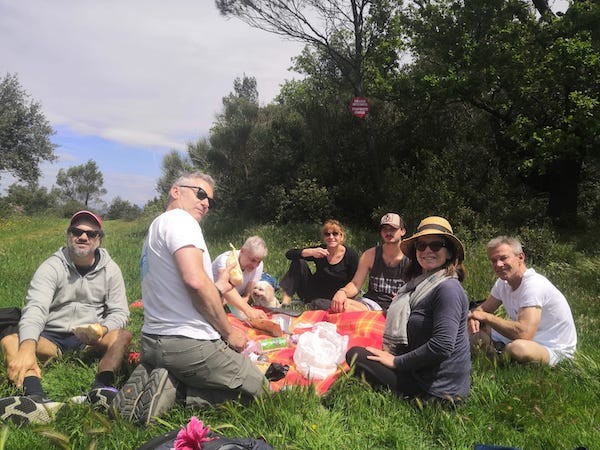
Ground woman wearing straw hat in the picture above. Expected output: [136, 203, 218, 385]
[345, 216, 471, 402]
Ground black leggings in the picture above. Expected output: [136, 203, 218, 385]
[279, 259, 314, 302]
[346, 346, 428, 399]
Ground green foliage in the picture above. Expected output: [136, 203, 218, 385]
[402, 0, 600, 226]
[0, 73, 56, 184]
[106, 197, 142, 221]
[55, 159, 107, 208]
[0, 216, 599, 448]
[2, 183, 58, 216]
[155, 150, 194, 198]
[274, 178, 335, 225]
[178, 1, 600, 231]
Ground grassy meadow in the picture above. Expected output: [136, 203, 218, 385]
[0, 214, 598, 449]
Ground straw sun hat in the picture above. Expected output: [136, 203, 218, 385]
[400, 216, 465, 262]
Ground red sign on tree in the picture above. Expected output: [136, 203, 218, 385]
[350, 97, 370, 118]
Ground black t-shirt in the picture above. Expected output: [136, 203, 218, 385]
[286, 244, 359, 300]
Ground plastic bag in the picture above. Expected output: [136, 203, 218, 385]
[293, 322, 348, 380]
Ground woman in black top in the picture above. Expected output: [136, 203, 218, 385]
[280, 219, 359, 308]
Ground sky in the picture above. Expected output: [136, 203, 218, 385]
[0, 1, 305, 207]
[1, 1, 570, 208]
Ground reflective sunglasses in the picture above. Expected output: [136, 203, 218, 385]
[415, 240, 446, 252]
[68, 227, 103, 239]
[323, 231, 340, 237]
[179, 185, 216, 209]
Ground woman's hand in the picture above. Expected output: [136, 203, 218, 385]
[365, 346, 396, 369]
[307, 247, 329, 259]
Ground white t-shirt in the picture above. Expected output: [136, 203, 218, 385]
[140, 208, 219, 340]
[490, 268, 577, 356]
[212, 251, 263, 296]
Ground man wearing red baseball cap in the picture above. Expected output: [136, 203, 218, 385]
[0, 210, 131, 425]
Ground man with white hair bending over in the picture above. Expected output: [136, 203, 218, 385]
[469, 236, 577, 366]
[212, 236, 269, 320]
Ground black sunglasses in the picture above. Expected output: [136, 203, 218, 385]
[415, 240, 446, 252]
[179, 185, 216, 209]
[68, 227, 103, 239]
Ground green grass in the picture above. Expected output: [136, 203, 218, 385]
[0, 215, 599, 449]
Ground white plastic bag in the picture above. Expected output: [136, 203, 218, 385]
[293, 322, 349, 380]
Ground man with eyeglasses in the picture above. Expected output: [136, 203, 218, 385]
[468, 236, 577, 366]
[115, 171, 267, 425]
[0, 210, 131, 425]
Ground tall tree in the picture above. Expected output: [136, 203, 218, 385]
[0, 73, 56, 184]
[215, 0, 401, 97]
[156, 150, 194, 197]
[401, 0, 600, 226]
[55, 159, 107, 207]
[202, 76, 260, 213]
[215, 2, 404, 202]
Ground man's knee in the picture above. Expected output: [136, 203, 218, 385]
[115, 328, 133, 345]
[105, 328, 133, 346]
[505, 339, 550, 364]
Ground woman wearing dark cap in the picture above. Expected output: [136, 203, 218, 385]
[346, 216, 470, 402]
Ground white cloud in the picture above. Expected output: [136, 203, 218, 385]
[0, 1, 304, 205]
[2, 1, 303, 146]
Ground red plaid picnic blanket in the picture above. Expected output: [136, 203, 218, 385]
[230, 310, 386, 394]
[128, 301, 385, 395]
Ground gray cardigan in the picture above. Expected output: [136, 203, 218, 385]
[19, 247, 129, 343]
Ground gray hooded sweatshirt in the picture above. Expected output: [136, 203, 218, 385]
[19, 247, 129, 343]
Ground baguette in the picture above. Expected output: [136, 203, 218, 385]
[247, 319, 283, 337]
[228, 243, 243, 287]
[73, 323, 103, 341]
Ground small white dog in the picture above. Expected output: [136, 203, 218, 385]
[250, 280, 280, 309]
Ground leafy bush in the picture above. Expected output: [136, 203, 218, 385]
[106, 197, 142, 221]
[274, 178, 334, 224]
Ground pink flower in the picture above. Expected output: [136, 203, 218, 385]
[174, 416, 213, 450]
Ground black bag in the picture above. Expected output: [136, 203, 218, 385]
[0, 307, 21, 326]
[0, 307, 21, 339]
[137, 429, 274, 450]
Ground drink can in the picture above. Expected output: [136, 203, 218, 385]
[258, 337, 288, 352]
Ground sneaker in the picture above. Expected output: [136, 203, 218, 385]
[86, 386, 119, 412]
[113, 363, 152, 421]
[132, 368, 179, 426]
[0, 395, 63, 425]
[69, 395, 87, 404]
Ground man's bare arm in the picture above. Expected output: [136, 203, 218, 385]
[469, 295, 541, 340]
[173, 246, 238, 343]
